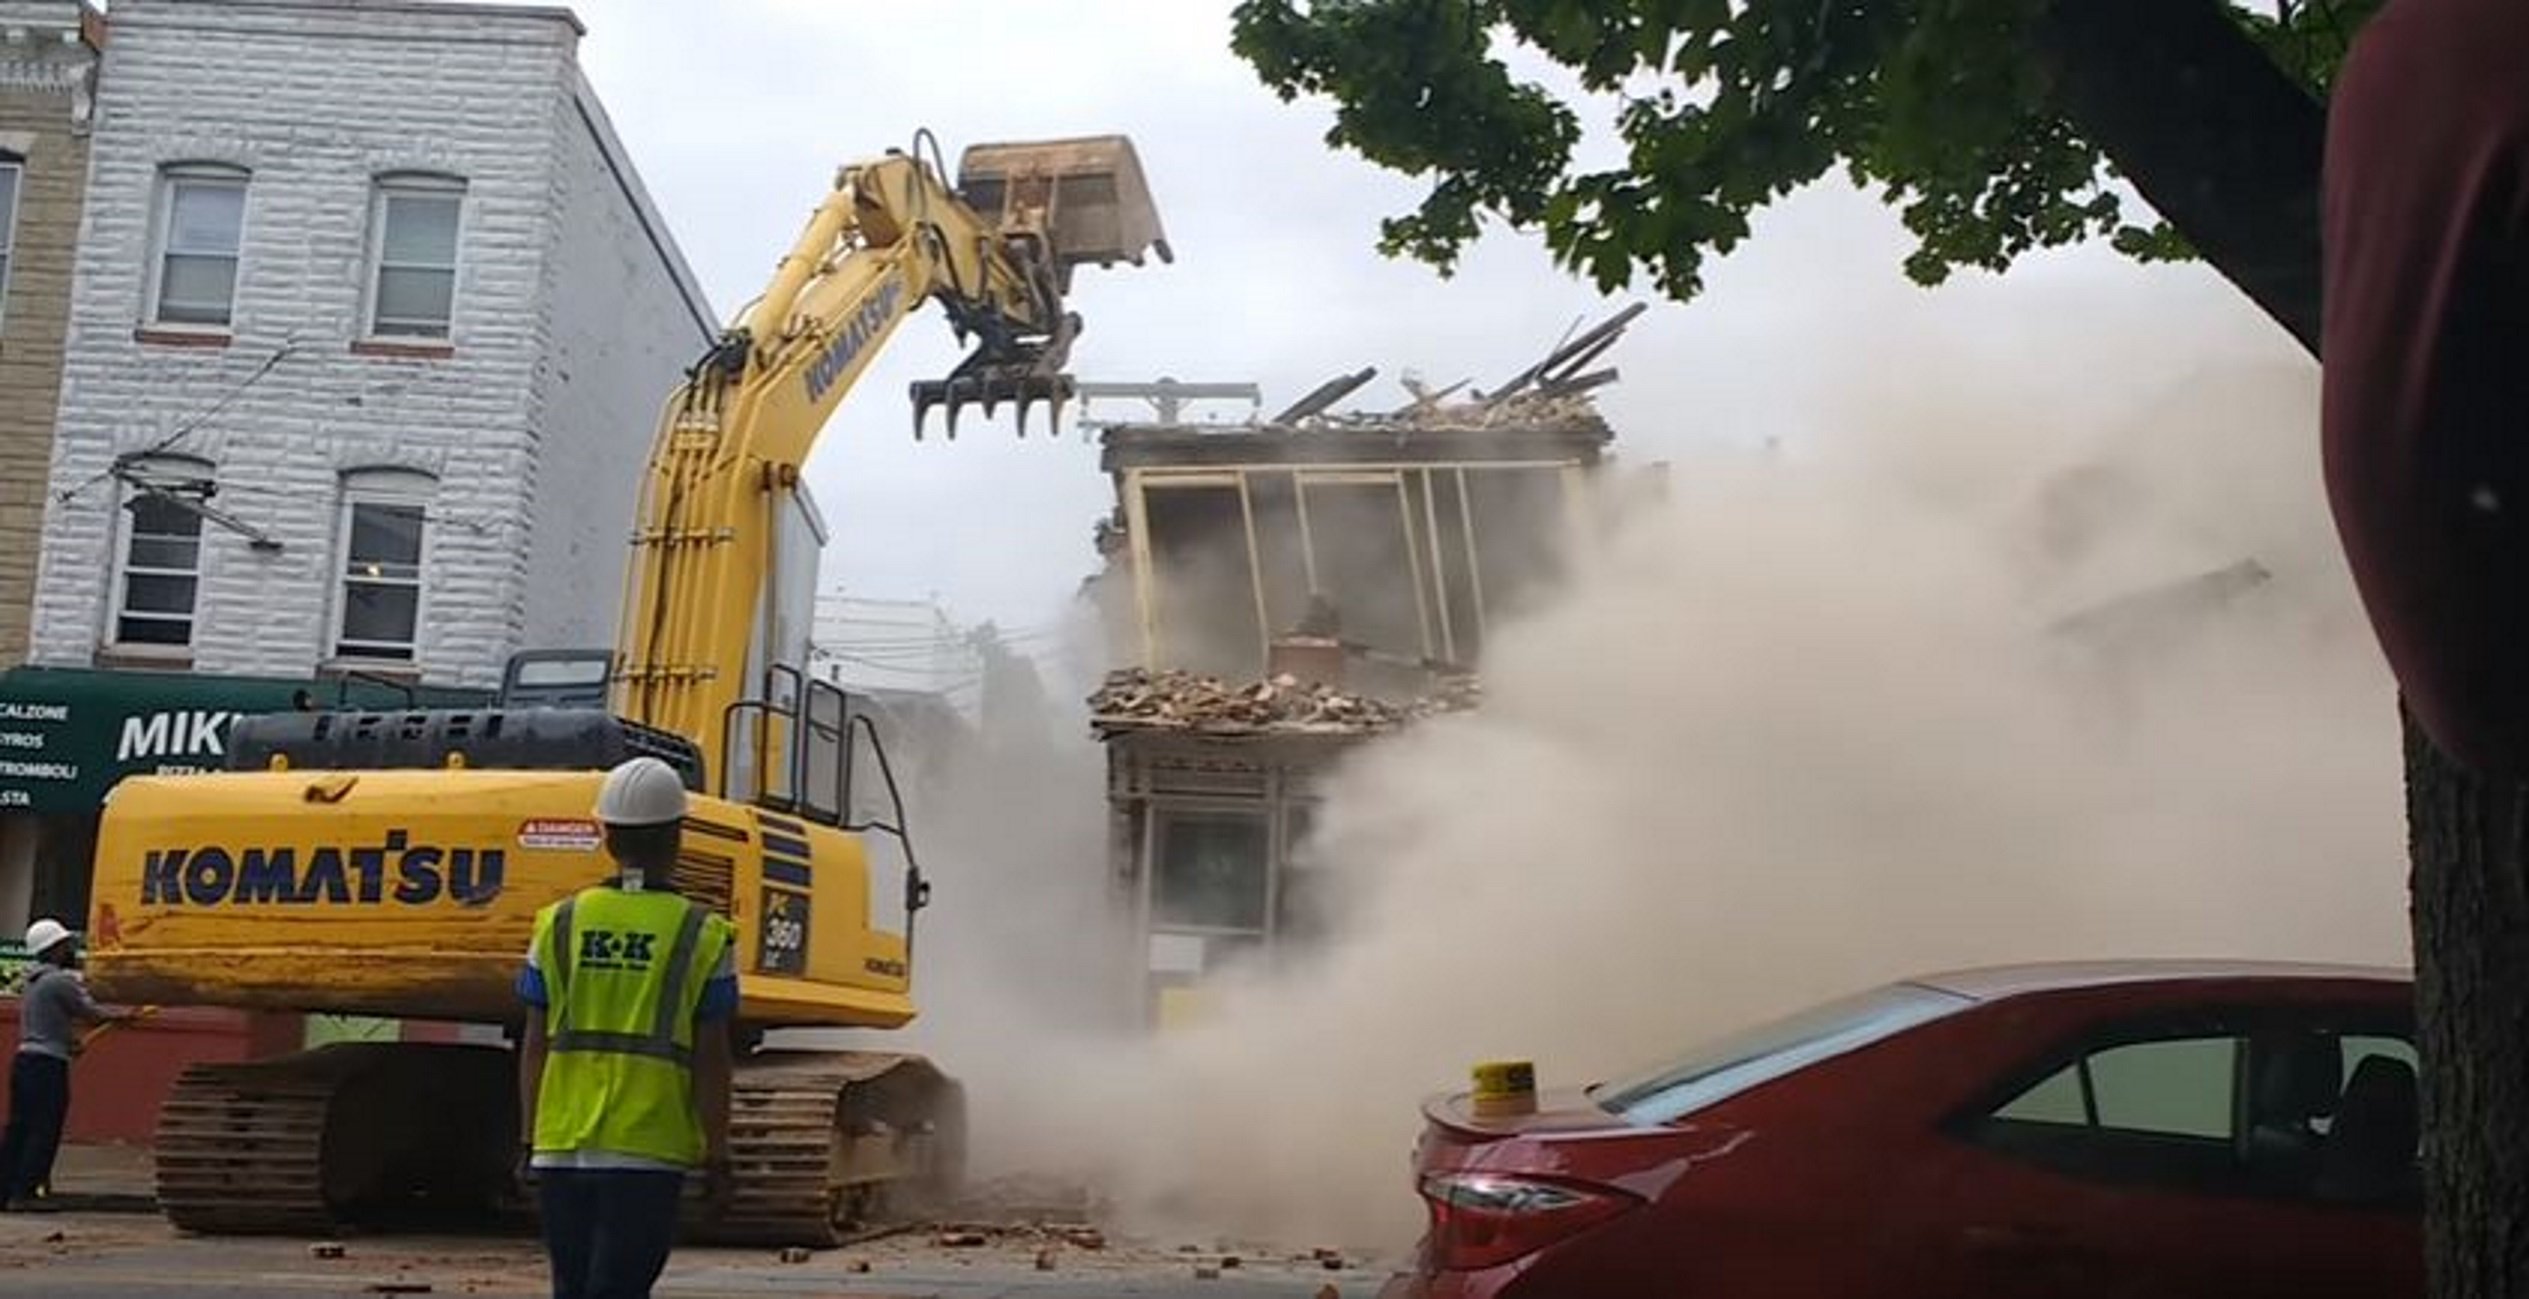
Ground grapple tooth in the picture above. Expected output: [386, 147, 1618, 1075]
[943, 394, 963, 441]
[910, 387, 938, 441]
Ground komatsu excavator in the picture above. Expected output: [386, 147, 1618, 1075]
[79, 133, 1170, 1245]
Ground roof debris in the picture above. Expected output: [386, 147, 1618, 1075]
[1307, 389, 1608, 436]
[1089, 668, 1480, 735]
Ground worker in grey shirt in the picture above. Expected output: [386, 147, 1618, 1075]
[0, 919, 132, 1212]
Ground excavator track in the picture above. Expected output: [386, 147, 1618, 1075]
[154, 1063, 332, 1234]
[698, 1050, 966, 1246]
[154, 1042, 518, 1236]
[149, 1043, 962, 1248]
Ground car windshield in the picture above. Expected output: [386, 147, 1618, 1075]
[1595, 982, 1971, 1126]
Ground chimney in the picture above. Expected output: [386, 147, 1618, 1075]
[1266, 635, 1344, 688]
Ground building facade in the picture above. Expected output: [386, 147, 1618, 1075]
[28, 0, 710, 686]
[1084, 389, 1619, 1027]
[1, 0, 712, 965]
[0, 2, 98, 670]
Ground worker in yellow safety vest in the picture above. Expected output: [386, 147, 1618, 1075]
[516, 756, 739, 1299]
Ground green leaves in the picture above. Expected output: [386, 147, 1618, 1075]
[1229, 0, 2353, 301]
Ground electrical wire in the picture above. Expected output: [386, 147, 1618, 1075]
[199, 481, 506, 536]
[54, 338, 303, 505]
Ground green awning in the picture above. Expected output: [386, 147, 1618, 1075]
[0, 667, 488, 814]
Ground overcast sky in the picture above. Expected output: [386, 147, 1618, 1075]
[544, 0, 2304, 635]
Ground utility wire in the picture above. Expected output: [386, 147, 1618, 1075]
[206, 480, 504, 535]
[54, 338, 302, 505]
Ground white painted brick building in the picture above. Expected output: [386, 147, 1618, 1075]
[27, 0, 712, 689]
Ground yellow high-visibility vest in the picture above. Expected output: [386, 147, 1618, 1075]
[529, 886, 735, 1167]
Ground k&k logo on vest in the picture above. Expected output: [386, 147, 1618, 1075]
[577, 929, 658, 972]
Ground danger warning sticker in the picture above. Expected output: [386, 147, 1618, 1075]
[518, 819, 603, 852]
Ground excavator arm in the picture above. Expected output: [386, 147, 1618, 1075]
[613, 134, 1168, 775]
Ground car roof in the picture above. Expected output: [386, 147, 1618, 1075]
[1906, 959, 2412, 1001]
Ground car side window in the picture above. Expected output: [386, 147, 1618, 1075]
[2342, 1035, 2416, 1086]
[1990, 1035, 2239, 1133]
[2088, 1038, 2235, 1139]
[1974, 1032, 2243, 1193]
[1970, 1018, 2418, 1207]
[1993, 1063, 2088, 1124]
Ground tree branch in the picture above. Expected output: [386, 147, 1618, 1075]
[2036, 0, 2327, 355]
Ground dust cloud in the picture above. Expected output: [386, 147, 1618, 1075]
[886, 278, 2411, 1253]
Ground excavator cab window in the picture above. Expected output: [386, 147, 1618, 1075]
[498, 649, 613, 710]
[720, 666, 929, 923]
[721, 665, 911, 840]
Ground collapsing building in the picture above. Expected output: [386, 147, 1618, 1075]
[1081, 309, 1640, 1025]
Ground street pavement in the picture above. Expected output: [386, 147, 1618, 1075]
[0, 1211, 1397, 1298]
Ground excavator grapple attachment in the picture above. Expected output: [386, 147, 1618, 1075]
[957, 134, 1172, 287]
[911, 371, 1076, 441]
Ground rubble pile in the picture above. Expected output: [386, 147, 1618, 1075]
[1090, 667, 1478, 734]
[1314, 390, 1607, 437]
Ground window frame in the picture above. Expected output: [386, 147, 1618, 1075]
[0, 153, 26, 333]
[146, 162, 250, 330]
[363, 172, 465, 341]
[1148, 806, 1274, 936]
[104, 454, 217, 653]
[328, 468, 435, 665]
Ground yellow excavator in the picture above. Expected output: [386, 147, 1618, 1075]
[79, 132, 1169, 1245]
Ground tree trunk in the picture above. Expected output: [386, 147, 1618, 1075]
[2035, 0, 2327, 355]
[2407, 707, 2529, 1296]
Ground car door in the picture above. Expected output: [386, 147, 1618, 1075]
[1920, 1028, 2263, 1299]
[2268, 1031, 2422, 1298]
[1907, 1015, 2420, 1299]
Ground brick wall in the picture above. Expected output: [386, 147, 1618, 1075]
[0, 3, 94, 670]
[29, 0, 706, 691]
[520, 75, 714, 655]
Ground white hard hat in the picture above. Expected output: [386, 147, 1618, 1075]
[594, 756, 688, 827]
[22, 919, 70, 958]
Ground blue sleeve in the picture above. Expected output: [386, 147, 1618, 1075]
[694, 940, 737, 1023]
[518, 930, 548, 1009]
[515, 964, 547, 1009]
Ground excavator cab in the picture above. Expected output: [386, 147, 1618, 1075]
[956, 134, 1173, 289]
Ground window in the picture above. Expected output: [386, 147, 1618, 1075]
[1597, 984, 1970, 1126]
[2087, 1037, 2237, 1138]
[1971, 1020, 2419, 1202]
[151, 165, 248, 327]
[110, 456, 215, 648]
[1990, 1035, 2243, 1139]
[1973, 1031, 2244, 1193]
[333, 470, 433, 662]
[0, 155, 23, 328]
[1152, 812, 1269, 931]
[367, 174, 462, 338]
[2341, 1034, 2417, 1087]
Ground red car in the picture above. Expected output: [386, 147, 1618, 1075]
[1388, 961, 2418, 1299]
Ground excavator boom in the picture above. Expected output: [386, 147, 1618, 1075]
[615, 133, 1167, 783]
